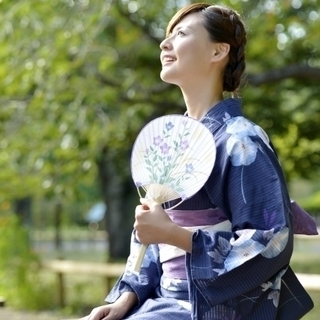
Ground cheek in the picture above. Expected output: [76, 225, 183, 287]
[178, 42, 206, 63]
[181, 49, 209, 71]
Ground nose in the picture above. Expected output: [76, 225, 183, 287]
[160, 37, 171, 51]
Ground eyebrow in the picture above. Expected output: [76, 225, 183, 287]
[172, 25, 193, 33]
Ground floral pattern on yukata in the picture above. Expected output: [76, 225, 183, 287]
[205, 113, 288, 277]
[224, 114, 273, 203]
[261, 268, 287, 307]
[106, 99, 313, 320]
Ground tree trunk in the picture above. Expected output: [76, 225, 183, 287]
[13, 197, 32, 247]
[54, 201, 63, 258]
[14, 197, 32, 227]
[97, 147, 136, 261]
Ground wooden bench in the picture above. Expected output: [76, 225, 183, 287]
[41, 260, 125, 307]
[42, 260, 320, 308]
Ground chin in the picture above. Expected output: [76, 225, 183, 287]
[160, 71, 179, 85]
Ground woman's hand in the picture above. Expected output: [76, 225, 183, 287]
[134, 198, 174, 245]
[80, 304, 124, 320]
[81, 292, 138, 320]
[134, 198, 193, 252]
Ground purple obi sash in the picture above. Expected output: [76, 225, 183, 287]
[160, 208, 228, 280]
[159, 203, 317, 280]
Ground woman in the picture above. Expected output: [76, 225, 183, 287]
[84, 3, 314, 320]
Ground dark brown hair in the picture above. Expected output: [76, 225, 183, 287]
[166, 3, 247, 92]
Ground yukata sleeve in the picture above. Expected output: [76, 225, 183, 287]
[106, 230, 162, 306]
[186, 131, 293, 308]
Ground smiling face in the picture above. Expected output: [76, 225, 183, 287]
[159, 12, 218, 87]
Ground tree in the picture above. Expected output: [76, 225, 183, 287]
[0, 0, 319, 259]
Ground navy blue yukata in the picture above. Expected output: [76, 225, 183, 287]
[106, 98, 314, 319]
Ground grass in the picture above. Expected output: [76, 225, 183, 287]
[292, 237, 320, 274]
[35, 264, 109, 317]
[300, 291, 320, 320]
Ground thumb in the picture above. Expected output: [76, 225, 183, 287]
[140, 197, 150, 207]
[140, 197, 158, 209]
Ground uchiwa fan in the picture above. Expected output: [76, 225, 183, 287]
[130, 114, 216, 272]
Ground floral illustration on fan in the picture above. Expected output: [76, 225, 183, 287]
[132, 114, 216, 206]
[131, 115, 216, 272]
[142, 120, 194, 194]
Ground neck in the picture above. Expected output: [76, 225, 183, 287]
[180, 81, 224, 120]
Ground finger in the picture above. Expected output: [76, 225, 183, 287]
[139, 197, 150, 207]
[140, 198, 159, 209]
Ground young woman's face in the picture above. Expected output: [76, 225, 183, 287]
[160, 12, 216, 87]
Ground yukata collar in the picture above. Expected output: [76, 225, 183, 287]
[184, 98, 244, 133]
[201, 98, 243, 130]
[204, 98, 243, 118]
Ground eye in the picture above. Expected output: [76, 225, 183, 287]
[177, 30, 185, 36]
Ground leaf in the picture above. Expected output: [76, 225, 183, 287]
[213, 268, 227, 276]
[217, 236, 231, 256]
[208, 248, 226, 264]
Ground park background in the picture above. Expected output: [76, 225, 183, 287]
[0, 0, 319, 319]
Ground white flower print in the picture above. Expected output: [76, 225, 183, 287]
[224, 115, 273, 203]
[261, 281, 273, 292]
[212, 267, 227, 276]
[221, 228, 287, 273]
[268, 290, 280, 307]
[226, 116, 257, 137]
[208, 236, 231, 264]
[210, 231, 268, 274]
[261, 227, 289, 258]
[226, 135, 258, 166]
[262, 268, 287, 308]
[263, 228, 275, 241]
[222, 112, 232, 122]
[208, 236, 232, 276]
[273, 268, 287, 290]
[254, 125, 273, 152]
[224, 238, 265, 272]
[231, 229, 256, 245]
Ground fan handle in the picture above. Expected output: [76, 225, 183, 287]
[132, 186, 185, 273]
[132, 244, 147, 273]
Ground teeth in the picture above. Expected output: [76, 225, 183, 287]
[164, 57, 175, 62]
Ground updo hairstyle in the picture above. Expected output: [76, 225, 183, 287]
[166, 3, 247, 93]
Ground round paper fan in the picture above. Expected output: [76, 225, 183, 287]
[130, 114, 216, 272]
[131, 115, 216, 205]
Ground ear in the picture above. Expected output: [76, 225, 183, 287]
[211, 43, 230, 62]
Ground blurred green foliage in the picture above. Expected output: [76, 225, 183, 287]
[0, 0, 319, 255]
[0, 214, 55, 309]
[0, 1, 319, 313]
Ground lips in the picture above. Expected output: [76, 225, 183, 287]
[161, 55, 176, 65]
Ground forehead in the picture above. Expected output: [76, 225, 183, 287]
[169, 12, 203, 34]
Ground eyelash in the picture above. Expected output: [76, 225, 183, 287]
[177, 30, 185, 36]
